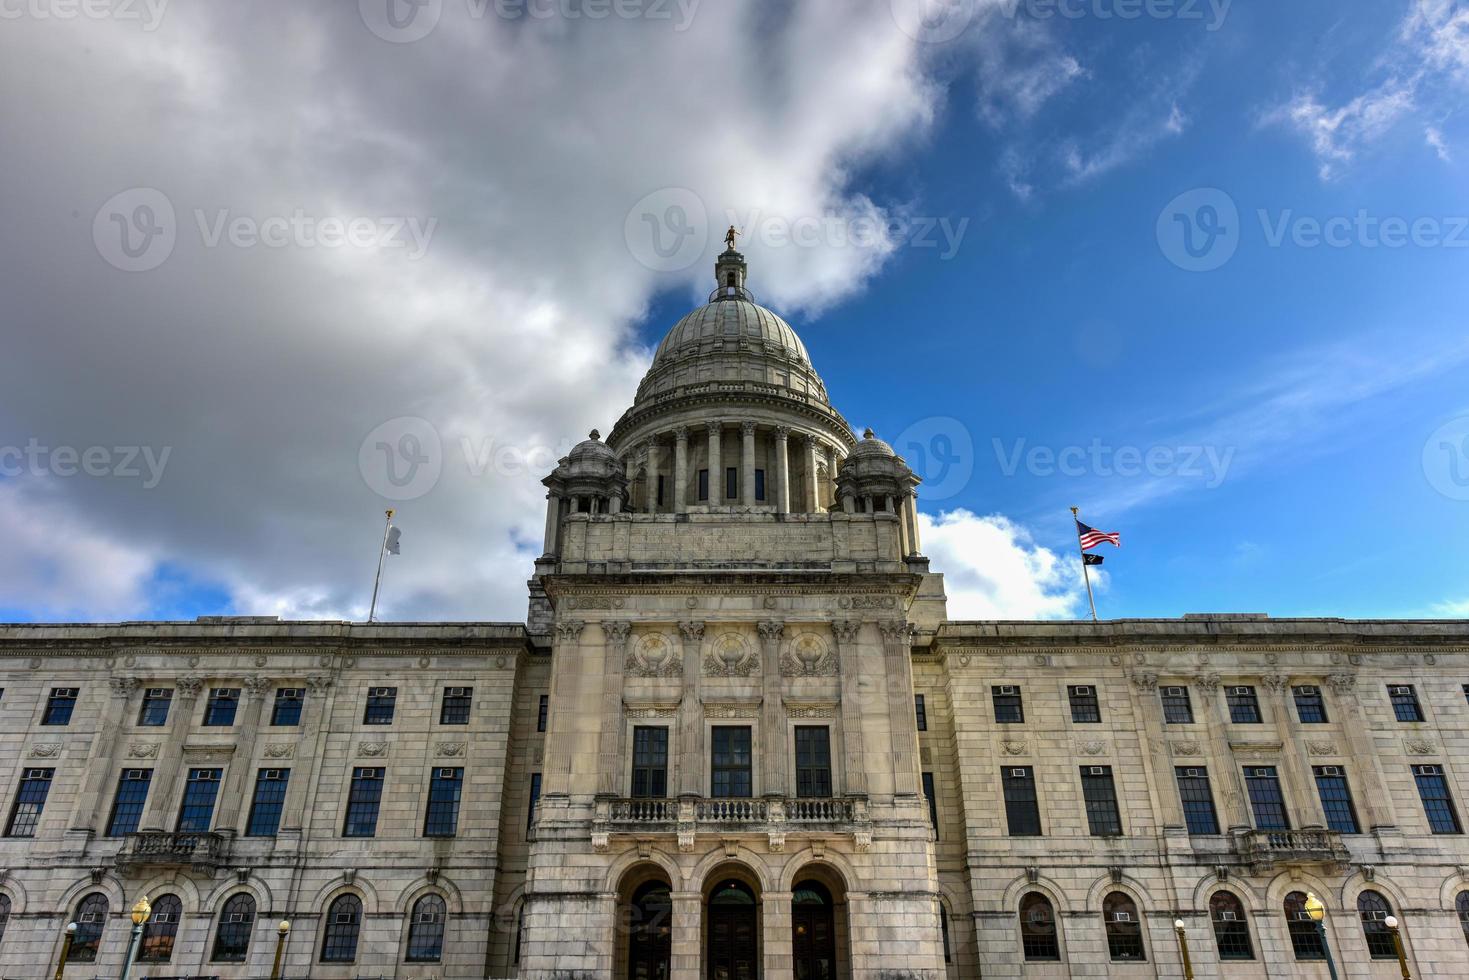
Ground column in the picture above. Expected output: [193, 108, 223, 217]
[597, 622, 631, 797]
[670, 890, 701, 980]
[802, 435, 821, 513]
[677, 621, 705, 797]
[706, 421, 723, 504]
[832, 621, 867, 797]
[763, 890, 795, 980]
[1264, 674, 1327, 827]
[281, 674, 333, 834]
[672, 429, 689, 512]
[541, 492, 562, 554]
[645, 439, 659, 513]
[1129, 672, 1186, 830]
[877, 621, 919, 796]
[823, 444, 837, 509]
[69, 676, 138, 835]
[1202, 677, 1253, 831]
[1329, 672, 1396, 829]
[213, 674, 272, 834]
[140, 675, 204, 830]
[772, 426, 791, 514]
[904, 495, 922, 553]
[758, 621, 787, 797]
[740, 422, 757, 506]
[543, 620, 585, 797]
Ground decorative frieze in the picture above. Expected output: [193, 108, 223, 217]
[781, 632, 836, 677]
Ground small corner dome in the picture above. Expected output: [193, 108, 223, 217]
[849, 427, 896, 459]
[567, 429, 617, 465]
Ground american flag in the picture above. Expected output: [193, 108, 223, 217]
[1076, 519, 1120, 550]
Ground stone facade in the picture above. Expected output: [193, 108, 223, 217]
[1, 250, 1467, 979]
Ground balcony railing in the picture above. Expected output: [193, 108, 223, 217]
[593, 797, 869, 853]
[117, 831, 231, 871]
[1235, 828, 1349, 870]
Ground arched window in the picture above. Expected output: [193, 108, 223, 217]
[1358, 890, 1396, 959]
[211, 893, 255, 963]
[1019, 893, 1059, 961]
[321, 894, 363, 963]
[406, 894, 446, 963]
[1102, 892, 1145, 961]
[71, 893, 108, 963]
[940, 904, 951, 964]
[1458, 891, 1469, 946]
[0, 894, 10, 945]
[1284, 891, 1325, 960]
[1208, 891, 1253, 960]
[139, 894, 182, 963]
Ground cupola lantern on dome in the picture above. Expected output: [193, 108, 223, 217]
[711, 226, 751, 302]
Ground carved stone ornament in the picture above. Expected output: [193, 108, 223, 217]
[1171, 741, 1202, 756]
[1198, 673, 1220, 694]
[781, 632, 836, 677]
[627, 632, 682, 678]
[678, 621, 706, 643]
[1077, 739, 1107, 756]
[1327, 672, 1357, 695]
[601, 620, 632, 649]
[128, 743, 161, 759]
[1001, 739, 1027, 756]
[263, 743, 295, 760]
[254, 655, 268, 668]
[624, 701, 679, 719]
[555, 620, 585, 642]
[306, 674, 332, 693]
[243, 675, 272, 697]
[357, 741, 389, 758]
[1131, 672, 1159, 693]
[831, 620, 861, 644]
[592, 831, 610, 853]
[757, 620, 785, 643]
[435, 741, 467, 758]
[851, 596, 896, 610]
[1405, 737, 1437, 756]
[1306, 741, 1339, 756]
[1261, 674, 1288, 695]
[704, 633, 758, 677]
[175, 676, 203, 698]
[877, 620, 913, 642]
[702, 699, 760, 719]
[109, 677, 140, 697]
[28, 743, 61, 759]
[783, 700, 837, 719]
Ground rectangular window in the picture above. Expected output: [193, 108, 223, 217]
[1293, 685, 1328, 724]
[915, 694, 928, 731]
[711, 726, 753, 798]
[725, 467, 737, 500]
[1161, 686, 1193, 724]
[527, 772, 542, 833]
[1227, 686, 1262, 723]
[424, 767, 463, 837]
[1312, 767, 1360, 834]
[1002, 767, 1042, 836]
[794, 726, 832, 798]
[41, 688, 77, 726]
[922, 771, 939, 837]
[698, 468, 709, 502]
[1244, 766, 1290, 831]
[138, 688, 173, 727]
[1175, 767, 1220, 834]
[631, 726, 668, 798]
[1463, 683, 1469, 707]
[1068, 685, 1101, 723]
[755, 468, 766, 501]
[1080, 766, 1123, 836]
[176, 768, 222, 832]
[1390, 685, 1424, 722]
[203, 688, 239, 727]
[363, 687, 397, 725]
[343, 767, 384, 837]
[656, 475, 665, 507]
[245, 769, 290, 837]
[1414, 765, 1463, 834]
[439, 687, 472, 725]
[270, 688, 303, 727]
[106, 769, 153, 837]
[5, 769, 54, 837]
[537, 694, 549, 733]
[992, 686, 1024, 724]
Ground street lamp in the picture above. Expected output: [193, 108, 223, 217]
[118, 895, 151, 980]
[1383, 914, 1413, 979]
[53, 921, 77, 980]
[270, 919, 291, 980]
[1304, 892, 1340, 980]
[1173, 918, 1194, 980]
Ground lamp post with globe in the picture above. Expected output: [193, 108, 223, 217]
[118, 895, 151, 980]
[1304, 892, 1339, 980]
[1383, 914, 1412, 979]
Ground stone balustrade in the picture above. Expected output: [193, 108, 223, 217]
[591, 796, 870, 854]
[116, 830, 231, 871]
[1234, 828, 1350, 871]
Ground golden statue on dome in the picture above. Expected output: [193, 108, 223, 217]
[724, 225, 740, 251]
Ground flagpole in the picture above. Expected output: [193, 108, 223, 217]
[1071, 506, 1099, 622]
[368, 508, 394, 623]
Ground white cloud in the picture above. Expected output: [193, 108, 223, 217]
[1430, 598, 1469, 617]
[1426, 125, 1453, 160]
[920, 509, 1088, 620]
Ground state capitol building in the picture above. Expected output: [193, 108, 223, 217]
[2, 245, 1468, 980]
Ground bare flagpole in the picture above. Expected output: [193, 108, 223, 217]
[1071, 506, 1099, 622]
[368, 508, 394, 623]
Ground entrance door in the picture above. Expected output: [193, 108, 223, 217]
[707, 880, 758, 980]
[792, 881, 836, 980]
[628, 882, 671, 980]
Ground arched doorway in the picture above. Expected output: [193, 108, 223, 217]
[792, 881, 836, 980]
[707, 878, 759, 980]
[628, 881, 672, 980]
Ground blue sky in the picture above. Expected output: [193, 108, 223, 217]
[1, 0, 1465, 622]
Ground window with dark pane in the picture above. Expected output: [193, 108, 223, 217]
[527, 772, 541, 833]
[1068, 685, 1101, 723]
[1019, 893, 1059, 961]
[697, 468, 709, 501]
[755, 468, 765, 501]
[1414, 765, 1463, 834]
[138, 893, 182, 963]
[1103, 892, 1145, 961]
[941, 908, 950, 962]
[922, 771, 939, 837]
[5, 768, 53, 837]
[915, 694, 928, 731]
[42, 688, 77, 725]
[1003, 767, 1042, 836]
[1081, 766, 1123, 836]
[211, 892, 256, 962]
[656, 475, 665, 507]
[1357, 890, 1396, 959]
[246, 769, 290, 837]
[343, 767, 384, 837]
[1175, 767, 1220, 835]
[320, 894, 362, 963]
[440, 687, 472, 725]
[1284, 891, 1325, 960]
[631, 726, 668, 798]
[1209, 891, 1254, 960]
[537, 694, 548, 733]
[70, 893, 108, 963]
[203, 688, 239, 726]
[725, 467, 737, 500]
[992, 686, 1024, 724]
[406, 893, 447, 963]
[1389, 684, 1424, 722]
[710, 726, 752, 798]
[1313, 767, 1360, 834]
[424, 767, 463, 837]
[795, 726, 832, 798]
[1227, 686, 1262, 723]
[0, 894, 9, 946]
[138, 688, 173, 726]
[176, 768, 222, 832]
[270, 688, 303, 726]
[1293, 685, 1328, 723]
[1161, 686, 1193, 724]
[1244, 766, 1290, 831]
[363, 687, 397, 725]
[106, 768, 152, 837]
[1458, 891, 1469, 945]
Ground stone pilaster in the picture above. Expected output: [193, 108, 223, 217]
[69, 676, 138, 836]
[1129, 671, 1186, 830]
[677, 621, 705, 797]
[1330, 670, 1397, 830]
[213, 674, 272, 834]
[802, 434, 821, 513]
[670, 890, 701, 980]
[543, 619, 585, 797]
[762, 889, 795, 980]
[832, 620, 867, 797]
[758, 620, 787, 796]
[706, 421, 722, 504]
[541, 492, 561, 555]
[878, 620, 919, 796]
[597, 621, 631, 797]
[673, 429, 688, 512]
[139, 674, 203, 831]
[644, 440, 659, 513]
[740, 421, 757, 506]
[773, 426, 791, 514]
[1264, 673, 1328, 827]
[282, 674, 332, 835]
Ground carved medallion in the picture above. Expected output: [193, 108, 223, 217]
[627, 633, 682, 678]
[704, 633, 758, 677]
[781, 633, 836, 677]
